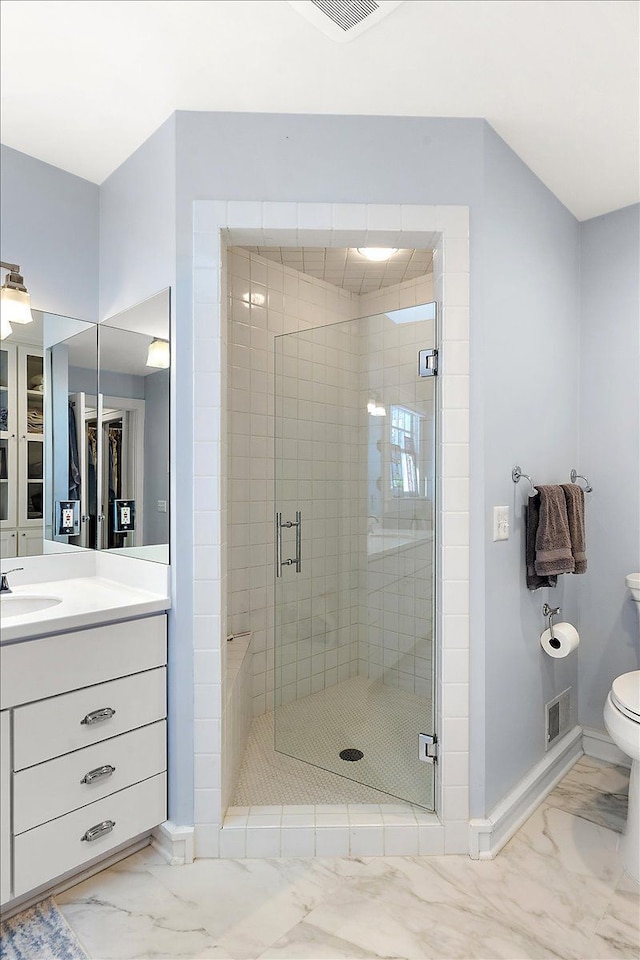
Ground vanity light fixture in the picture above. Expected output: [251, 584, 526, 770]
[0, 261, 34, 326]
[146, 337, 170, 369]
[356, 248, 398, 262]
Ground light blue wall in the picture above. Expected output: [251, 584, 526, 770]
[99, 116, 176, 320]
[578, 204, 640, 731]
[6, 111, 627, 830]
[479, 127, 581, 813]
[97, 116, 192, 827]
[0, 145, 98, 320]
[175, 112, 581, 818]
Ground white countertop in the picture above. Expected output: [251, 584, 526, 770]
[0, 577, 170, 644]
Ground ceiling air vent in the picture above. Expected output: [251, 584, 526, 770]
[288, 0, 404, 42]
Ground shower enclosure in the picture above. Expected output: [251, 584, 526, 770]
[274, 302, 437, 809]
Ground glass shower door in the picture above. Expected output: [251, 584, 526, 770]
[274, 302, 437, 809]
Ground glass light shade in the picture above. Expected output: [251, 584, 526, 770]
[0, 286, 33, 324]
[0, 314, 13, 340]
[356, 247, 398, 262]
[146, 338, 170, 369]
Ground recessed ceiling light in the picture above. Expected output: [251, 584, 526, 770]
[356, 248, 398, 262]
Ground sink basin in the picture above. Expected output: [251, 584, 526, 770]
[0, 595, 63, 618]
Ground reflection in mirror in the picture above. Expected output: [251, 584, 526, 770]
[45, 316, 98, 552]
[98, 290, 170, 563]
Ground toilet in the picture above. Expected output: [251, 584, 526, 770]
[603, 573, 640, 882]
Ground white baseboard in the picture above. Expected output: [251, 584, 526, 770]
[582, 726, 632, 768]
[152, 820, 195, 865]
[469, 725, 583, 860]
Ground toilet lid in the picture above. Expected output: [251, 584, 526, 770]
[611, 671, 640, 720]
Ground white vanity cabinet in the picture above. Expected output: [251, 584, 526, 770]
[0, 613, 168, 907]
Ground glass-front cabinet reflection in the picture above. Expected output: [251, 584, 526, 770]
[0, 338, 45, 557]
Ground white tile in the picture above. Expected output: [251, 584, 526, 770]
[262, 202, 298, 229]
[442, 375, 469, 410]
[443, 547, 469, 582]
[349, 826, 384, 857]
[194, 233, 221, 269]
[443, 273, 470, 307]
[315, 827, 350, 857]
[384, 824, 419, 856]
[298, 203, 332, 230]
[444, 786, 469, 821]
[193, 823, 220, 858]
[194, 788, 221, 825]
[194, 719, 220, 755]
[245, 826, 281, 857]
[443, 238, 470, 273]
[442, 512, 469, 547]
[441, 751, 469, 787]
[443, 648, 469, 684]
[442, 341, 469, 376]
[366, 204, 402, 230]
[228, 201, 262, 228]
[443, 443, 469, 478]
[443, 682, 469, 719]
[444, 820, 470, 854]
[194, 649, 222, 684]
[400, 205, 436, 231]
[442, 717, 469, 752]
[443, 410, 469, 444]
[219, 826, 246, 858]
[332, 203, 367, 230]
[194, 269, 219, 304]
[280, 827, 315, 857]
[442, 305, 469, 341]
[418, 824, 446, 856]
[443, 614, 470, 649]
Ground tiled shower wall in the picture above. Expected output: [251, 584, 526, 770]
[226, 248, 435, 721]
[226, 248, 359, 717]
[356, 294, 435, 696]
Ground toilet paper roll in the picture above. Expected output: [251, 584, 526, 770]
[540, 622, 580, 658]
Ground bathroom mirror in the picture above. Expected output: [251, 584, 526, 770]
[0, 288, 171, 562]
[96, 290, 170, 563]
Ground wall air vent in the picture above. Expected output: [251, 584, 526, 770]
[288, 0, 404, 42]
[545, 687, 571, 750]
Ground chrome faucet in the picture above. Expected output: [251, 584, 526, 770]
[0, 568, 23, 594]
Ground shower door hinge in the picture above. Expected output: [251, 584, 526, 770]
[418, 348, 438, 377]
[418, 732, 438, 763]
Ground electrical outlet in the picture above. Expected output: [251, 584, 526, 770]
[157, 500, 167, 513]
[493, 505, 509, 541]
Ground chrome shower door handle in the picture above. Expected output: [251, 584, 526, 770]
[295, 510, 302, 573]
[276, 512, 282, 578]
[276, 511, 302, 576]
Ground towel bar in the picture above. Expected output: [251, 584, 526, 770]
[570, 470, 593, 493]
[512, 465, 537, 494]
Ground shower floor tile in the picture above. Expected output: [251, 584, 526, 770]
[234, 676, 433, 807]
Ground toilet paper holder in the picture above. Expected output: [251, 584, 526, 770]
[542, 603, 562, 649]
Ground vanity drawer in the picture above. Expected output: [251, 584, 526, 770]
[0, 614, 166, 709]
[14, 667, 166, 770]
[14, 720, 167, 834]
[14, 772, 166, 897]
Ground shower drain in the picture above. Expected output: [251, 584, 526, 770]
[339, 748, 364, 762]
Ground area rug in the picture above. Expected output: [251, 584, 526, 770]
[0, 898, 87, 960]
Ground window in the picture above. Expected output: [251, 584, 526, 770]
[390, 405, 420, 495]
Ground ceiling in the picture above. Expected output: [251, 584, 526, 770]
[241, 246, 434, 294]
[1, 1, 638, 220]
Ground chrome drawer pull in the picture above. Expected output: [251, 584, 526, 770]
[80, 764, 116, 785]
[81, 819, 116, 842]
[80, 707, 116, 726]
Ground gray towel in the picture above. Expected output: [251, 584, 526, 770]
[561, 483, 587, 574]
[525, 495, 558, 590]
[534, 485, 575, 576]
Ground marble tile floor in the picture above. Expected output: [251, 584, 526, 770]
[48, 756, 638, 960]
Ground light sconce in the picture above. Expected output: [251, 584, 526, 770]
[1, 261, 34, 330]
[146, 337, 170, 369]
[356, 248, 398, 262]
